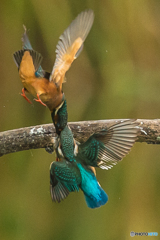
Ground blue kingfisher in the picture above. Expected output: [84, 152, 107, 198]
[50, 99, 138, 208]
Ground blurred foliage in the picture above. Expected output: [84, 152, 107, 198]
[0, 0, 160, 239]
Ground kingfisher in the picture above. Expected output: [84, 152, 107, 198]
[50, 98, 108, 208]
[13, 9, 94, 111]
[50, 99, 138, 208]
[50, 159, 108, 208]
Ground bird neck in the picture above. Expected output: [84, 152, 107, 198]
[51, 99, 68, 135]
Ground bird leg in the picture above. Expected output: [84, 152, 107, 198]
[34, 93, 46, 107]
[21, 88, 32, 104]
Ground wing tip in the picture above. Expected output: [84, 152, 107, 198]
[49, 9, 94, 83]
[50, 182, 70, 203]
[13, 49, 25, 68]
[96, 119, 139, 170]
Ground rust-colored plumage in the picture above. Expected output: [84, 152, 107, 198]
[13, 9, 94, 111]
[18, 50, 64, 109]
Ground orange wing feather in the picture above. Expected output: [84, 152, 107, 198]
[49, 9, 94, 88]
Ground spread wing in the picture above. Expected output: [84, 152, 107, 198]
[78, 119, 139, 170]
[21, 26, 45, 77]
[22, 25, 33, 50]
[49, 9, 94, 87]
[13, 49, 43, 74]
[50, 159, 81, 202]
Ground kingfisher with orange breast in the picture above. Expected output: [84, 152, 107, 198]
[13, 9, 94, 111]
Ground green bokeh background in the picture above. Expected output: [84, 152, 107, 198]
[0, 0, 160, 239]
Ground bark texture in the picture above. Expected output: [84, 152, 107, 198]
[0, 119, 160, 157]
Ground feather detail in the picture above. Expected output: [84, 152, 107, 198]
[96, 119, 138, 169]
[49, 9, 94, 87]
[77, 164, 108, 208]
[13, 49, 44, 77]
[60, 125, 75, 162]
[13, 50, 25, 69]
[50, 160, 81, 202]
[21, 26, 45, 77]
[78, 119, 138, 170]
[50, 182, 70, 203]
[22, 25, 33, 50]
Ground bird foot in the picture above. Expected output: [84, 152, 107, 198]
[21, 88, 32, 104]
[34, 94, 46, 107]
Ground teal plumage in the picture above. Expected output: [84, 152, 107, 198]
[77, 164, 108, 208]
[51, 98, 68, 134]
[52, 100, 138, 169]
[50, 159, 108, 208]
[50, 160, 81, 202]
[50, 99, 138, 208]
[51, 99, 76, 162]
[59, 125, 76, 162]
[77, 120, 138, 170]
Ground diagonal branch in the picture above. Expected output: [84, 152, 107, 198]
[0, 119, 160, 157]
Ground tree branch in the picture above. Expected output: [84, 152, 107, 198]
[0, 119, 160, 157]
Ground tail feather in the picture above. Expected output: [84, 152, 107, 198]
[84, 186, 108, 209]
[77, 163, 108, 208]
